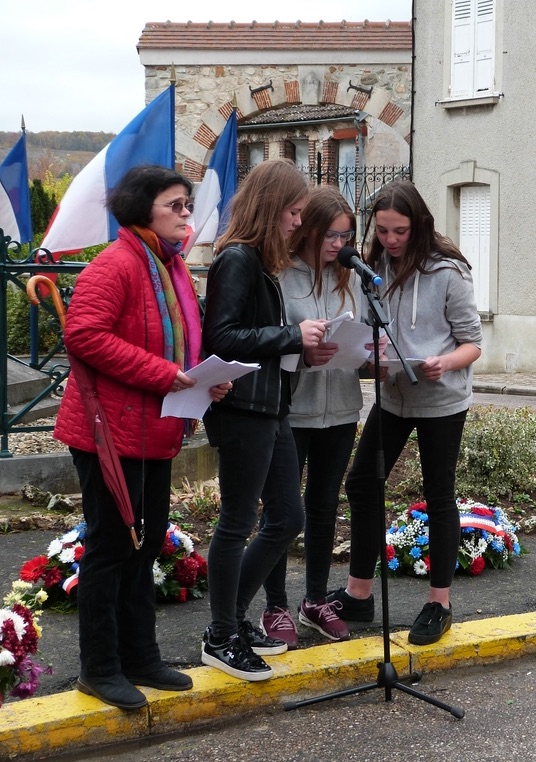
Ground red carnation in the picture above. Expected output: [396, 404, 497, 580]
[505, 535, 513, 551]
[44, 566, 63, 588]
[160, 534, 177, 558]
[191, 550, 207, 577]
[176, 588, 188, 603]
[424, 555, 431, 571]
[471, 506, 494, 517]
[74, 546, 85, 562]
[386, 545, 395, 561]
[469, 556, 486, 575]
[174, 556, 198, 588]
[20, 555, 49, 583]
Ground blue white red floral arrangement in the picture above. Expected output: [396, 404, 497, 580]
[385, 499, 523, 577]
[18, 521, 207, 612]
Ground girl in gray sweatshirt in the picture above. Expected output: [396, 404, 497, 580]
[327, 180, 482, 647]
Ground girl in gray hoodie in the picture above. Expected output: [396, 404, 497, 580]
[260, 186, 378, 646]
[328, 180, 482, 646]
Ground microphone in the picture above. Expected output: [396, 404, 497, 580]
[337, 246, 383, 286]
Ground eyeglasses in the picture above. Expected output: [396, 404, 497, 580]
[324, 230, 354, 242]
[153, 200, 194, 214]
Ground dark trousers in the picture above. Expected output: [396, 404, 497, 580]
[346, 405, 467, 589]
[71, 448, 171, 677]
[264, 421, 357, 606]
[203, 408, 304, 640]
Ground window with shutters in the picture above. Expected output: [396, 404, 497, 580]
[460, 185, 491, 312]
[440, 0, 502, 108]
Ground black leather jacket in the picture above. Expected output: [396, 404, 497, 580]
[202, 243, 303, 415]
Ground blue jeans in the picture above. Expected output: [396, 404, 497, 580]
[263, 422, 357, 606]
[203, 408, 304, 640]
[71, 449, 171, 677]
[346, 405, 467, 589]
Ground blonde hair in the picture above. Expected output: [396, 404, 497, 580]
[215, 159, 310, 274]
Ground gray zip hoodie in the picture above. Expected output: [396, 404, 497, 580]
[378, 252, 482, 418]
[279, 257, 365, 428]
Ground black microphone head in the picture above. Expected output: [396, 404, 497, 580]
[337, 246, 360, 269]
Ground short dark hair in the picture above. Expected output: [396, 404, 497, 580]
[107, 165, 193, 227]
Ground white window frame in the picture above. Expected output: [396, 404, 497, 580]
[439, 0, 502, 109]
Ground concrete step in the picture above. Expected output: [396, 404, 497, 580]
[6, 358, 52, 405]
[8, 396, 61, 423]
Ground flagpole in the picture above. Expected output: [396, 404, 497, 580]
[170, 65, 176, 167]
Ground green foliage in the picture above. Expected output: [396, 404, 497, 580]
[30, 179, 56, 235]
[387, 405, 536, 504]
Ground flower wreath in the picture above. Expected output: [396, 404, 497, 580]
[19, 521, 207, 612]
[385, 499, 523, 577]
[0, 581, 51, 706]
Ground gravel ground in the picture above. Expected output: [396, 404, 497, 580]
[9, 417, 68, 456]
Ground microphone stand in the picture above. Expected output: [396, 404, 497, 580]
[285, 275, 464, 719]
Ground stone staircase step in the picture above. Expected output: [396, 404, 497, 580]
[7, 358, 51, 405]
[8, 396, 61, 424]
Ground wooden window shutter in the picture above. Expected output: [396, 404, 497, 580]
[460, 184, 491, 312]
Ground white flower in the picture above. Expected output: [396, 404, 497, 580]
[413, 560, 428, 576]
[0, 608, 27, 639]
[152, 561, 166, 586]
[176, 530, 194, 555]
[61, 529, 81, 544]
[11, 580, 32, 593]
[47, 538, 63, 557]
[0, 648, 16, 666]
[58, 547, 75, 564]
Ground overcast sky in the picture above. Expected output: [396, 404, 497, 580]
[2, 0, 412, 133]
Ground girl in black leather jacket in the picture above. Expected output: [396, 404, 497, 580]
[201, 159, 326, 681]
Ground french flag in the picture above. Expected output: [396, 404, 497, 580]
[183, 109, 238, 254]
[0, 130, 33, 244]
[41, 86, 175, 256]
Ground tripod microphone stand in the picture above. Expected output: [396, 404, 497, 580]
[285, 276, 465, 719]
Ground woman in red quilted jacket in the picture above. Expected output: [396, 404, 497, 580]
[54, 165, 230, 710]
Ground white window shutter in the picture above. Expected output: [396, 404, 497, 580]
[460, 185, 491, 312]
[475, 0, 495, 93]
[451, 0, 474, 97]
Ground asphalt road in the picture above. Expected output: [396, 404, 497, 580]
[57, 656, 536, 762]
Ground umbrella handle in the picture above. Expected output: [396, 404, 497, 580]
[26, 275, 67, 330]
[130, 526, 143, 550]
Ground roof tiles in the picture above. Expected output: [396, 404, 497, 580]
[137, 20, 412, 51]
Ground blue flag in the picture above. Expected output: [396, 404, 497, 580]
[0, 131, 33, 244]
[184, 109, 238, 253]
[41, 86, 175, 255]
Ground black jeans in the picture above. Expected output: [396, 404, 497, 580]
[71, 448, 171, 678]
[203, 408, 304, 640]
[346, 405, 467, 589]
[263, 421, 357, 606]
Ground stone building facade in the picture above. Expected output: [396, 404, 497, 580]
[137, 20, 412, 183]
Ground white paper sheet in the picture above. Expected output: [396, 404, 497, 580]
[280, 312, 356, 372]
[307, 320, 376, 372]
[379, 358, 425, 374]
[161, 355, 260, 419]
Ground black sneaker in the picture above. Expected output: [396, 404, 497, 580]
[408, 602, 453, 646]
[201, 627, 273, 681]
[325, 588, 374, 622]
[238, 619, 288, 655]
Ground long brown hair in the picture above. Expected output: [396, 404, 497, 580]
[364, 180, 470, 296]
[288, 185, 357, 312]
[215, 159, 310, 274]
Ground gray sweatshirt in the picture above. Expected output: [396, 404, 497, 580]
[378, 252, 482, 418]
[279, 258, 365, 429]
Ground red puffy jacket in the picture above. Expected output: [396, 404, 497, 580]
[54, 229, 197, 460]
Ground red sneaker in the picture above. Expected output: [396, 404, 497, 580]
[260, 606, 299, 650]
[298, 598, 350, 641]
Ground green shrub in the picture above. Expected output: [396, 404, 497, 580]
[386, 405, 536, 503]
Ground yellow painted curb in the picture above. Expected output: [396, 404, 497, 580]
[1, 614, 536, 760]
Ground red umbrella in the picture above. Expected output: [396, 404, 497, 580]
[27, 276, 142, 550]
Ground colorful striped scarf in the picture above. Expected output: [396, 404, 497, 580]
[131, 226, 201, 372]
